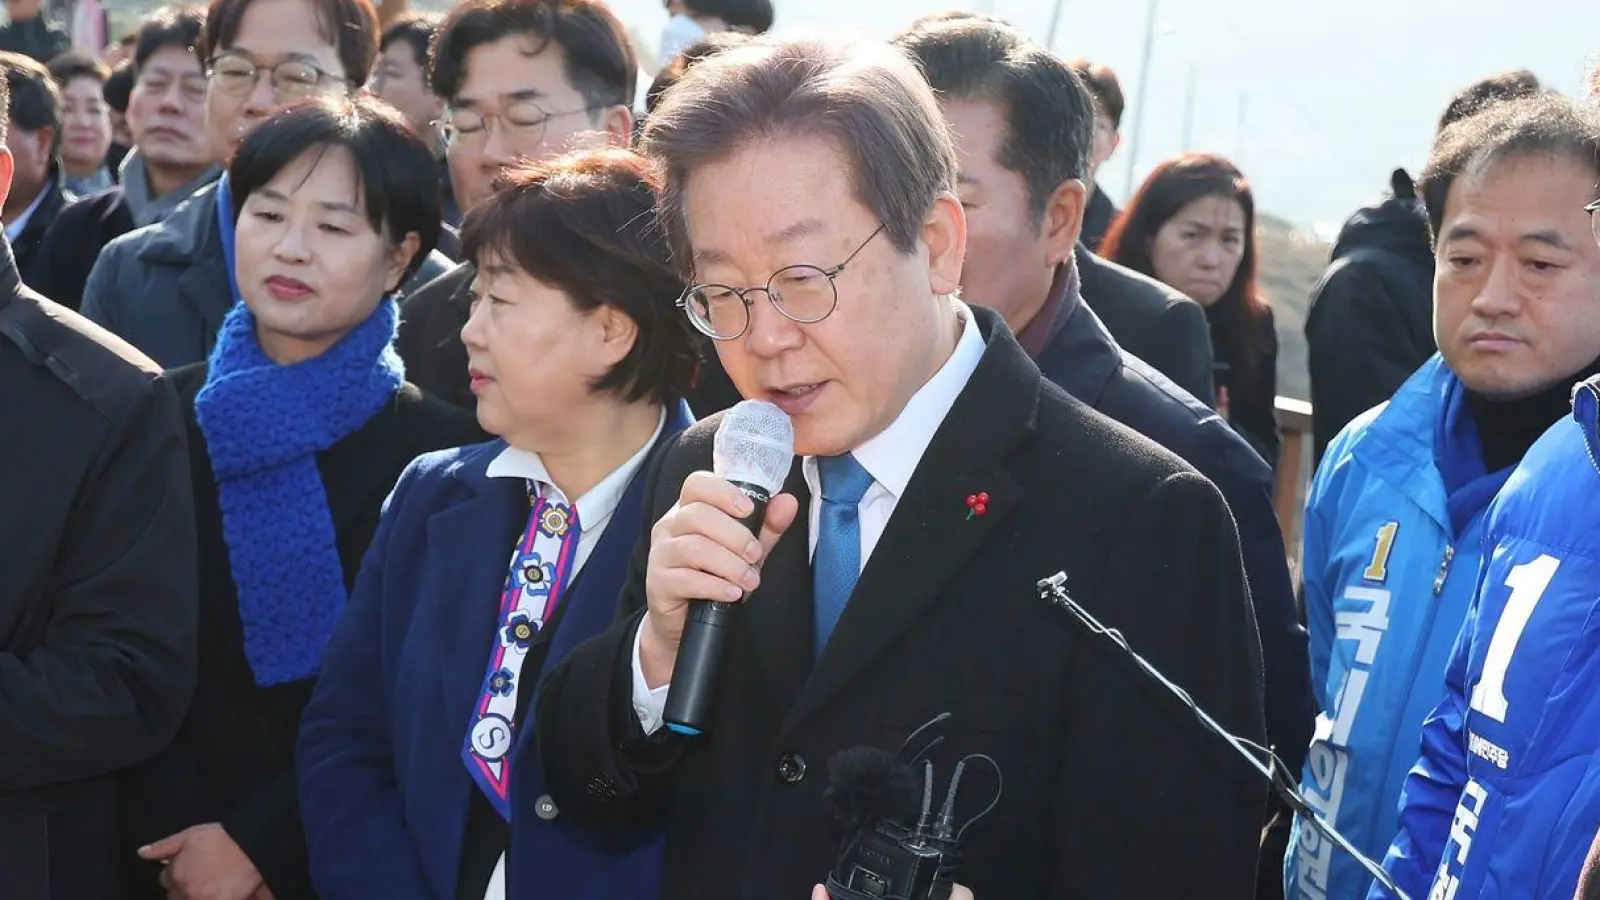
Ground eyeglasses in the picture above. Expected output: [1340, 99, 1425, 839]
[677, 224, 886, 341]
[441, 101, 596, 147]
[135, 71, 208, 104]
[1586, 199, 1600, 243]
[207, 53, 348, 100]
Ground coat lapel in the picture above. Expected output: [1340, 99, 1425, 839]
[429, 442, 530, 738]
[781, 310, 1042, 736]
[740, 462, 816, 713]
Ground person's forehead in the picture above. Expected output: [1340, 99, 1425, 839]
[456, 35, 576, 102]
[225, 0, 340, 62]
[682, 137, 874, 258]
[1175, 195, 1244, 225]
[142, 44, 202, 72]
[1443, 153, 1594, 236]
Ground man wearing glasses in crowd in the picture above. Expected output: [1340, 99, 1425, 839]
[395, 0, 637, 410]
[79, 0, 449, 368]
[533, 36, 1266, 899]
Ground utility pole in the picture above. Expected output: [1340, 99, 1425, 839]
[1180, 62, 1198, 150]
[1045, 0, 1067, 53]
[1235, 92, 1249, 165]
[1122, 0, 1159, 197]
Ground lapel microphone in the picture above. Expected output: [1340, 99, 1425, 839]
[822, 713, 1003, 900]
[664, 400, 795, 737]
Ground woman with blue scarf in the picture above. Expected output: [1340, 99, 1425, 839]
[118, 95, 483, 900]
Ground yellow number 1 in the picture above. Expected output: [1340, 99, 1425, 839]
[1362, 521, 1400, 583]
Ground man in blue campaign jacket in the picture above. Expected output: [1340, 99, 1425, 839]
[1371, 379, 1600, 900]
[1288, 92, 1600, 900]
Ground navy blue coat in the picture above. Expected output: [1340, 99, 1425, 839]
[1034, 283, 1312, 778]
[297, 403, 691, 899]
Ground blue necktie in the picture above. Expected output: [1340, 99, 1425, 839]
[814, 453, 873, 656]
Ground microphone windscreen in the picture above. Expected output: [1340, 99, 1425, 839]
[823, 746, 922, 834]
[712, 400, 795, 494]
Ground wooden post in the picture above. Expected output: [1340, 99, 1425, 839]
[1273, 396, 1314, 574]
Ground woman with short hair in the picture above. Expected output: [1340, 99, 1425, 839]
[298, 147, 700, 900]
[118, 94, 483, 900]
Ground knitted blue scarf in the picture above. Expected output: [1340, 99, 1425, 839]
[196, 207, 405, 685]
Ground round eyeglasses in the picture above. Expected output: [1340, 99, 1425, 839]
[441, 102, 597, 147]
[677, 224, 886, 341]
[207, 53, 347, 100]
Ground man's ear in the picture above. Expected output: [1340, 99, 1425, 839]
[600, 105, 634, 147]
[924, 190, 967, 297]
[0, 147, 14, 210]
[1041, 178, 1087, 268]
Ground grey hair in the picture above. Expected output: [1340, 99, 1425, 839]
[639, 36, 958, 275]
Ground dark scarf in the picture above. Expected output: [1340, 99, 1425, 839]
[1014, 260, 1081, 358]
[195, 177, 406, 685]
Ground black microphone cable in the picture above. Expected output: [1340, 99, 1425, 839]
[1035, 572, 1415, 900]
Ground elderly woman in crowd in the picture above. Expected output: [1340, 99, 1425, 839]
[298, 147, 699, 900]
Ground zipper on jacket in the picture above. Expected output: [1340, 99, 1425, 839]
[1433, 545, 1456, 595]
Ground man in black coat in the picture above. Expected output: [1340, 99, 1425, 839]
[535, 36, 1266, 900]
[29, 6, 221, 311]
[1077, 242, 1216, 406]
[899, 20, 1307, 895]
[0, 74, 199, 898]
[0, 53, 66, 282]
[1303, 168, 1435, 465]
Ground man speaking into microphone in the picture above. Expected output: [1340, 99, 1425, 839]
[535, 36, 1267, 899]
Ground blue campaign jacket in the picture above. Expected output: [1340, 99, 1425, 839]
[296, 402, 691, 900]
[1373, 377, 1600, 900]
[1286, 357, 1497, 900]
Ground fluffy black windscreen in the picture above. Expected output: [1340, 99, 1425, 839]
[822, 746, 923, 835]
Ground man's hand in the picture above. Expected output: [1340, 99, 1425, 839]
[810, 885, 974, 899]
[139, 823, 263, 900]
[639, 470, 799, 687]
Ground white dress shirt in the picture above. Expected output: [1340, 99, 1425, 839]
[4, 181, 49, 243]
[480, 409, 664, 900]
[630, 301, 986, 733]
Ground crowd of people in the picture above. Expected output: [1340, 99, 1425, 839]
[5, 0, 1600, 898]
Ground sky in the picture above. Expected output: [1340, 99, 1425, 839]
[609, 0, 1598, 233]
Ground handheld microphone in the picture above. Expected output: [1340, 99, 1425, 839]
[663, 400, 794, 737]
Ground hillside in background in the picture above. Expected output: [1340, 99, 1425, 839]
[1257, 213, 1329, 402]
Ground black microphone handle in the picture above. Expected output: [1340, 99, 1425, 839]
[662, 481, 770, 737]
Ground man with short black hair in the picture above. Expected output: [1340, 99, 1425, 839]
[1065, 57, 1122, 251]
[896, 20, 1309, 883]
[0, 51, 65, 279]
[30, 5, 218, 310]
[1289, 90, 1600, 900]
[396, 0, 638, 409]
[372, 12, 443, 138]
[1305, 69, 1546, 463]
[0, 52, 199, 900]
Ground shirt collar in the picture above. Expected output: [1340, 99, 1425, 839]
[486, 407, 667, 525]
[4, 179, 50, 242]
[806, 299, 985, 499]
